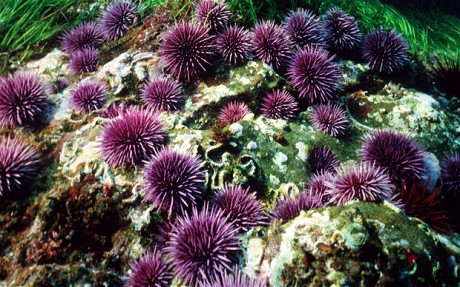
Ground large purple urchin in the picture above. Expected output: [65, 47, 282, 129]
[160, 22, 215, 83]
[212, 184, 266, 233]
[323, 8, 362, 52]
[310, 103, 349, 136]
[99, 0, 137, 41]
[440, 154, 460, 196]
[195, 0, 231, 34]
[218, 101, 251, 125]
[324, 161, 394, 206]
[0, 137, 40, 197]
[270, 191, 324, 223]
[165, 204, 239, 286]
[69, 48, 99, 75]
[283, 8, 325, 49]
[216, 25, 252, 65]
[60, 21, 104, 54]
[308, 145, 340, 175]
[100, 107, 165, 167]
[260, 89, 298, 121]
[362, 29, 409, 74]
[143, 146, 206, 218]
[206, 267, 266, 287]
[141, 78, 183, 112]
[70, 79, 108, 114]
[124, 247, 173, 287]
[287, 47, 340, 103]
[251, 20, 292, 72]
[0, 72, 47, 128]
[360, 129, 425, 184]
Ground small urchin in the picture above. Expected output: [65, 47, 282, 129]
[362, 29, 409, 74]
[69, 48, 99, 75]
[0, 72, 47, 128]
[270, 191, 324, 223]
[195, 0, 231, 33]
[441, 153, 460, 196]
[308, 145, 340, 175]
[60, 21, 104, 54]
[260, 89, 298, 121]
[287, 47, 340, 103]
[307, 171, 332, 205]
[323, 8, 362, 52]
[141, 78, 183, 112]
[143, 146, 206, 218]
[283, 8, 325, 49]
[251, 20, 292, 72]
[100, 107, 165, 167]
[212, 184, 266, 233]
[310, 103, 349, 136]
[99, 0, 137, 41]
[0, 137, 40, 197]
[218, 101, 251, 125]
[160, 22, 215, 83]
[124, 247, 173, 287]
[165, 204, 239, 286]
[216, 25, 252, 65]
[70, 79, 108, 114]
[324, 161, 394, 206]
[360, 129, 425, 184]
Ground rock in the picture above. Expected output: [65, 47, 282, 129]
[242, 201, 460, 286]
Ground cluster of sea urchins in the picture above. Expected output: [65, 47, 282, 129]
[60, 0, 137, 75]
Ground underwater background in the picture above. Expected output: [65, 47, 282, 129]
[1, 0, 460, 286]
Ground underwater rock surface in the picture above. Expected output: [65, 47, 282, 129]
[243, 201, 460, 286]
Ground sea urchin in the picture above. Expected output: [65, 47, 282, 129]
[99, 0, 137, 41]
[140, 78, 183, 112]
[0, 72, 47, 128]
[165, 204, 239, 286]
[100, 107, 165, 167]
[0, 137, 40, 197]
[260, 89, 298, 121]
[70, 79, 108, 114]
[143, 146, 206, 218]
[310, 103, 349, 136]
[160, 22, 215, 83]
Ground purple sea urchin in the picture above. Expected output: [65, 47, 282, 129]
[287, 47, 339, 103]
[360, 130, 425, 184]
[362, 29, 409, 74]
[251, 20, 292, 71]
[441, 154, 460, 196]
[60, 21, 104, 54]
[212, 184, 266, 233]
[308, 146, 340, 175]
[70, 79, 107, 114]
[0, 72, 47, 128]
[260, 89, 298, 121]
[310, 103, 349, 136]
[49, 77, 70, 94]
[165, 204, 239, 286]
[283, 8, 325, 49]
[218, 101, 251, 125]
[324, 162, 394, 206]
[195, 0, 231, 33]
[100, 107, 165, 167]
[99, 0, 137, 41]
[124, 247, 173, 287]
[270, 191, 324, 223]
[160, 22, 215, 83]
[216, 25, 251, 65]
[0, 137, 40, 197]
[323, 8, 362, 52]
[140, 78, 183, 112]
[69, 48, 99, 75]
[143, 146, 206, 218]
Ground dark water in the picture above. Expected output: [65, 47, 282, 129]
[383, 0, 460, 17]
